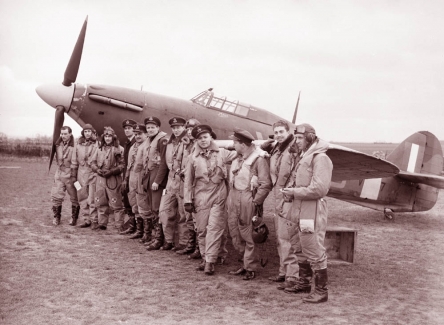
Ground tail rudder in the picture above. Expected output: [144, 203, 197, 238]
[386, 131, 443, 175]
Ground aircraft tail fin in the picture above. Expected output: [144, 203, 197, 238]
[386, 131, 443, 212]
[386, 131, 443, 176]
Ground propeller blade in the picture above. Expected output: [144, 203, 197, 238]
[49, 106, 65, 171]
[291, 91, 301, 125]
[62, 16, 88, 86]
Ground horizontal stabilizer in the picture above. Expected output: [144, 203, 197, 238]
[327, 143, 400, 181]
[397, 171, 444, 189]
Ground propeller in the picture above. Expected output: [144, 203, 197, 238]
[63, 16, 88, 86]
[49, 106, 66, 171]
[291, 91, 301, 125]
[48, 16, 88, 171]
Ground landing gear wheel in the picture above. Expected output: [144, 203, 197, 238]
[384, 208, 395, 221]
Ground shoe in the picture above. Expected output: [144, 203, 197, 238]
[159, 242, 174, 251]
[204, 262, 215, 275]
[216, 256, 225, 265]
[268, 275, 285, 282]
[91, 222, 99, 230]
[69, 217, 78, 226]
[79, 221, 91, 228]
[243, 271, 256, 281]
[229, 267, 246, 276]
[53, 217, 60, 226]
[196, 260, 205, 271]
[98, 225, 107, 230]
[277, 280, 297, 290]
[188, 250, 201, 260]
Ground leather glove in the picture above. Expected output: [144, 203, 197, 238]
[184, 203, 195, 213]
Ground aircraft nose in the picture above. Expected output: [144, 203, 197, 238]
[36, 83, 75, 112]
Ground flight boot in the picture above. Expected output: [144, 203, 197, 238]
[146, 222, 164, 251]
[129, 218, 143, 239]
[302, 268, 328, 303]
[176, 229, 196, 255]
[52, 205, 61, 225]
[139, 219, 153, 243]
[188, 236, 201, 259]
[284, 262, 313, 294]
[120, 215, 136, 235]
[204, 262, 215, 275]
[69, 205, 80, 226]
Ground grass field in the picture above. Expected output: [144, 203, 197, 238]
[1, 156, 443, 325]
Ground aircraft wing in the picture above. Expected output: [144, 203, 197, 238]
[396, 171, 444, 189]
[216, 140, 400, 182]
[327, 143, 400, 181]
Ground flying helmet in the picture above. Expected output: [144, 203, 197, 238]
[185, 118, 201, 129]
[252, 223, 269, 244]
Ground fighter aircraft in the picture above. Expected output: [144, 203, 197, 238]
[36, 17, 444, 219]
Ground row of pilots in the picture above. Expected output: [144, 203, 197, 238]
[50, 116, 332, 304]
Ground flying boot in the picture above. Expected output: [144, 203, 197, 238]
[176, 229, 196, 255]
[302, 268, 328, 303]
[188, 236, 201, 259]
[69, 205, 80, 226]
[139, 218, 153, 243]
[284, 262, 313, 294]
[120, 215, 136, 235]
[129, 217, 143, 239]
[146, 221, 164, 251]
[52, 205, 62, 225]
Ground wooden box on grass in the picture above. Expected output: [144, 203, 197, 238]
[325, 226, 357, 264]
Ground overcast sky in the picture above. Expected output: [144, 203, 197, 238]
[1, 0, 443, 142]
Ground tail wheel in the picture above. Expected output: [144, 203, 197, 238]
[384, 208, 395, 221]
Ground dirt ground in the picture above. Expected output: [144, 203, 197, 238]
[1, 157, 443, 325]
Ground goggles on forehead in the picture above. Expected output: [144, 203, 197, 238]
[295, 125, 307, 134]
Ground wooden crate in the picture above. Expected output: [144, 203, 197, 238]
[325, 226, 357, 264]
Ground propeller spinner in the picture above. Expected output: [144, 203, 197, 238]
[36, 17, 88, 171]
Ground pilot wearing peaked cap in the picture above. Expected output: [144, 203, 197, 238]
[191, 124, 217, 140]
[133, 124, 147, 133]
[144, 116, 161, 127]
[229, 127, 255, 145]
[169, 117, 186, 127]
[122, 119, 137, 128]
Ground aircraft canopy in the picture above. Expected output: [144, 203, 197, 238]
[191, 88, 252, 117]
